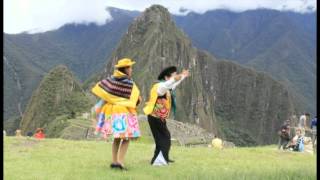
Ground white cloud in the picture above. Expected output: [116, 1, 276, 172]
[4, 0, 316, 34]
[4, 0, 112, 34]
[104, 0, 316, 14]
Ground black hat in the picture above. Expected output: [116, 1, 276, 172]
[158, 66, 177, 80]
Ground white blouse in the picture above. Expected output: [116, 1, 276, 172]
[157, 75, 186, 96]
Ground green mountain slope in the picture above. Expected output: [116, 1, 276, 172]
[174, 10, 316, 114]
[19, 65, 93, 135]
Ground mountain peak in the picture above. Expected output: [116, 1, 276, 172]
[51, 64, 69, 72]
[137, 5, 172, 25]
[146, 4, 170, 14]
[103, 4, 193, 78]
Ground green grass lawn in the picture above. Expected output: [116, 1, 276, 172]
[4, 137, 316, 180]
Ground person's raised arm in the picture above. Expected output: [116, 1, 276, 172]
[172, 69, 189, 90]
[157, 78, 176, 96]
[157, 70, 189, 96]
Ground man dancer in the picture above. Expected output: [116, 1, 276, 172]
[143, 66, 189, 165]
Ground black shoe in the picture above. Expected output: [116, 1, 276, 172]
[168, 159, 175, 163]
[110, 163, 120, 169]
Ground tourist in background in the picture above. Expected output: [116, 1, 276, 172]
[310, 116, 317, 153]
[15, 129, 22, 137]
[212, 135, 223, 149]
[287, 128, 304, 152]
[34, 128, 45, 139]
[299, 113, 310, 136]
[278, 120, 291, 150]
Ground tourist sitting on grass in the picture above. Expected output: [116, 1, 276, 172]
[27, 131, 33, 138]
[34, 128, 45, 139]
[212, 135, 223, 149]
[286, 128, 304, 152]
[277, 120, 290, 150]
[15, 129, 22, 137]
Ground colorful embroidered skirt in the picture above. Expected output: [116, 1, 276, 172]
[92, 100, 140, 139]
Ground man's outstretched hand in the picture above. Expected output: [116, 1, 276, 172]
[173, 69, 190, 81]
[182, 69, 190, 77]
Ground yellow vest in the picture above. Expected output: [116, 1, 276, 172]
[91, 70, 140, 110]
[143, 83, 171, 116]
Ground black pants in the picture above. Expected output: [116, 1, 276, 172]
[148, 115, 171, 164]
[278, 137, 289, 150]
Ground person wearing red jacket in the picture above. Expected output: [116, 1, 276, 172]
[34, 128, 45, 139]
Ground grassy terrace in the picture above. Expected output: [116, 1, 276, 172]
[3, 137, 316, 180]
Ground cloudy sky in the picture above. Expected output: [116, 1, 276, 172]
[4, 0, 316, 34]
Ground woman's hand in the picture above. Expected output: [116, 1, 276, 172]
[136, 96, 143, 106]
